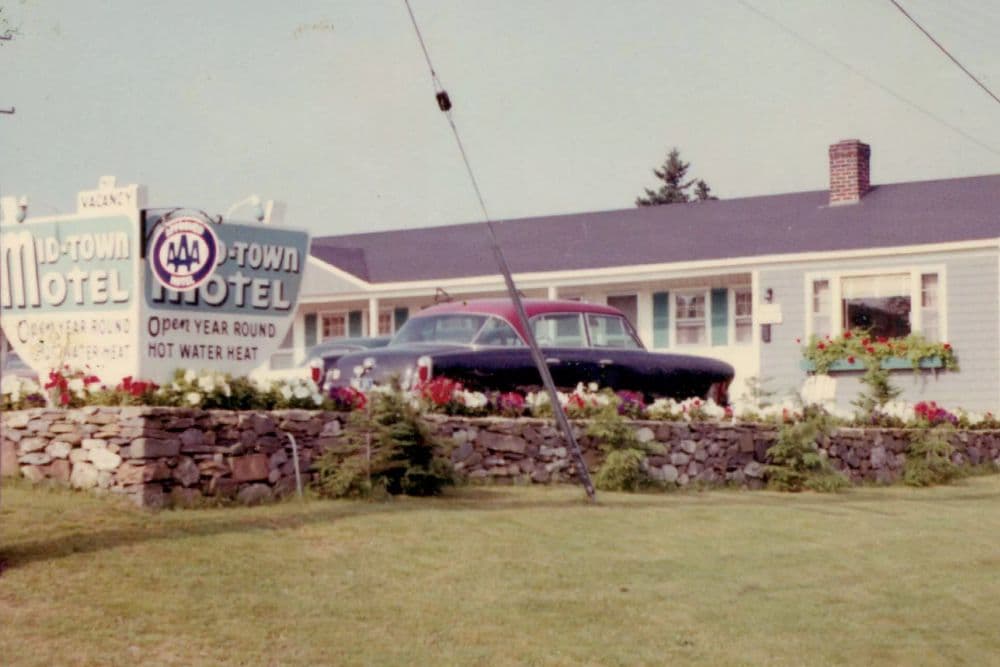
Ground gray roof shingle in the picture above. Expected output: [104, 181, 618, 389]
[310, 174, 1000, 284]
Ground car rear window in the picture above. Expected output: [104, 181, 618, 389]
[531, 313, 587, 347]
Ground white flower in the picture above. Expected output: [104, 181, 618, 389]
[183, 369, 197, 383]
[280, 385, 293, 400]
[0, 375, 19, 394]
[457, 390, 488, 409]
[185, 391, 202, 405]
[68, 377, 84, 393]
[587, 382, 599, 393]
[312, 393, 323, 406]
[171, 382, 182, 392]
[198, 375, 216, 392]
[293, 384, 310, 399]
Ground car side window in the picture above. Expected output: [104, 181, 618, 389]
[586, 314, 642, 349]
[474, 317, 525, 347]
[531, 314, 587, 347]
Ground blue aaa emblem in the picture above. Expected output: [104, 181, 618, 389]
[150, 216, 220, 292]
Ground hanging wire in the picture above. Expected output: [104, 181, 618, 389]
[402, 0, 597, 501]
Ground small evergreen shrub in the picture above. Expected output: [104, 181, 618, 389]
[903, 424, 959, 487]
[315, 386, 453, 499]
[765, 408, 849, 492]
[594, 449, 650, 492]
[587, 406, 662, 492]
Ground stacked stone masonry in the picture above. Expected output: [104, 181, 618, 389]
[2, 407, 999, 507]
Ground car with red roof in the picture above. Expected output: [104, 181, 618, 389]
[328, 298, 734, 403]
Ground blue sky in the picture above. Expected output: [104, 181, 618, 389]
[1, 1, 998, 237]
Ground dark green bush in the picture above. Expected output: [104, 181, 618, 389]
[903, 424, 959, 487]
[766, 408, 849, 492]
[315, 387, 453, 499]
[587, 406, 662, 492]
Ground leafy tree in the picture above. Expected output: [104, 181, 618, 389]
[635, 148, 717, 206]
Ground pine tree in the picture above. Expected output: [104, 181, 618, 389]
[694, 179, 717, 201]
[635, 148, 716, 206]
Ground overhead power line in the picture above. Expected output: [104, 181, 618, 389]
[401, 0, 597, 501]
[737, 0, 1000, 158]
[887, 0, 1000, 108]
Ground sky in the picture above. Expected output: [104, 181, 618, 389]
[1, 0, 998, 238]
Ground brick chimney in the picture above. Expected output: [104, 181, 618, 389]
[828, 139, 871, 205]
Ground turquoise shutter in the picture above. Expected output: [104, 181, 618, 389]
[348, 311, 363, 337]
[304, 313, 317, 347]
[711, 288, 728, 346]
[393, 307, 409, 331]
[652, 292, 669, 348]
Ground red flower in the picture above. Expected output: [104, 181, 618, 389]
[795, 337, 801, 344]
[847, 356, 855, 364]
[817, 342, 826, 350]
[877, 336, 888, 344]
[843, 331, 853, 339]
[861, 337, 870, 346]
[943, 343, 952, 351]
[865, 346, 875, 355]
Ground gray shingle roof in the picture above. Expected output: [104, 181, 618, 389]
[310, 174, 1000, 284]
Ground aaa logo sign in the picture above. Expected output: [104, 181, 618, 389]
[150, 216, 219, 292]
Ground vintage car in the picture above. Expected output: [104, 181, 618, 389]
[328, 299, 734, 404]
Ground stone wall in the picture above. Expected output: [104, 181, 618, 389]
[3, 407, 1000, 507]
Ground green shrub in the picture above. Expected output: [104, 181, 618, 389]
[594, 449, 651, 492]
[588, 406, 661, 492]
[766, 408, 849, 492]
[315, 387, 453, 499]
[903, 424, 959, 487]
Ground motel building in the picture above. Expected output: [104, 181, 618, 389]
[279, 140, 1000, 412]
[3, 140, 998, 413]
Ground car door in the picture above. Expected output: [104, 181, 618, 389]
[529, 313, 602, 389]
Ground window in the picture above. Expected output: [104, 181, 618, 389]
[921, 273, 939, 341]
[320, 313, 346, 340]
[807, 270, 942, 341]
[377, 310, 394, 336]
[393, 314, 488, 345]
[474, 317, 524, 347]
[734, 288, 753, 344]
[811, 280, 831, 338]
[531, 313, 586, 347]
[586, 314, 642, 349]
[675, 292, 706, 345]
[841, 273, 911, 338]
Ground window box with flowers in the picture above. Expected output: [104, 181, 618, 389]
[799, 330, 957, 374]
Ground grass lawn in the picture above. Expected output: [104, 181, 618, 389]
[2, 477, 1000, 667]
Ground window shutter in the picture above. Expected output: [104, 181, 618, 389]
[348, 311, 363, 337]
[652, 291, 669, 348]
[304, 313, 317, 347]
[711, 288, 728, 346]
[393, 307, 409, 331]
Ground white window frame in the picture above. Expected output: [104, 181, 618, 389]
[671, 289, 709, 347]
[318, 310, 349, 342]
[731, 286, 753, 346]
[803, 265, 947, 341]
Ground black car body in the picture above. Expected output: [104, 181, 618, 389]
[329, 299, 734, 404]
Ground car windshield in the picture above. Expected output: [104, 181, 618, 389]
[391, 314, 489, 345]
